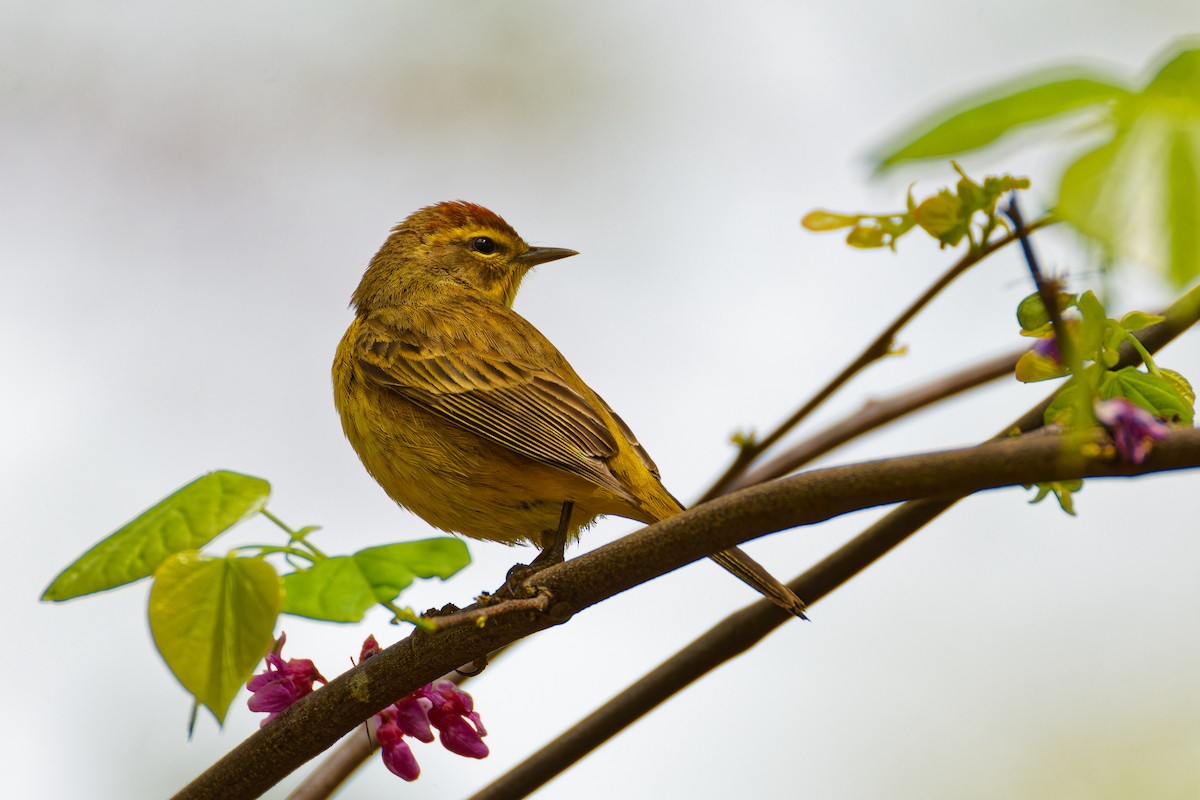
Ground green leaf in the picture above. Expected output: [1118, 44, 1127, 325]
[874, 72, 1129, 170]
[1075, 290, 1108, 360]
[282, 556, 377, 623]
[912, 191, 967, 246]
[1151, 48, 1200, 287]
[1028, 480, 1083, 515]
[1015, 348, 1068, 383]
[1165, 128, 1200, 286]
[1016, 291, 1077, 331]
[1162, 368, 1196, 406]
[1145, 44, 1200, 92]
[355, 538, 471, 582]
[1102, 324, 1125, 354]
[282, 538, 470, 623]
[42, 471, 271, 601]
[801, 210, 859, 231]
[1058, 47, 1200, 288]
[149, 552, 283, 725]
[1100, 367, 1194, 424]
[1043, 382, 1092, 428]
[730, 428, 758, 449]
[956, 173, 985, 211]
[845, 225, 886, 248]
[1118, 310, 1165, 331]
[1056, 135, 1125, 243]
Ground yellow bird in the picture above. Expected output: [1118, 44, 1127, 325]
[333, 201, 805, 616]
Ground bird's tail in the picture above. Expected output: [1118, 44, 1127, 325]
[709, 547, 808, 619]
[638, 484, 807, 618]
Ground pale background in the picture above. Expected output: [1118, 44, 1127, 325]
[5, 1, 1199, 798]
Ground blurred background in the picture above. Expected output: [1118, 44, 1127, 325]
[5, 1, 1199, 797]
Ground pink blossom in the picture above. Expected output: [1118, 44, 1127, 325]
[393, 693, 435, 742]
[246, 633, 326, 726]
[422, 680, 489, 758]
[1032, 337, 1061, 363]
[358, 635, 382, 663]
[1095, 397, 1170, 464]
[355, 636, 490, 780]
[376, 708, 421, 781]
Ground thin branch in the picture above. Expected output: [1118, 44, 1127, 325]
[724, 346, 1024, 492]
[1003, 196, 1074, 365]
[283, 720, 377, 800]
[700, 215, 1055, 502]
[425, 594, 552, 632]
[173, 424, 1200, 800]
[465, 284, 1200, 800]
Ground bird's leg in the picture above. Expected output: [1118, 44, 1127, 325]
[502, 501, 573, 596]
[529, 501, 573, 568]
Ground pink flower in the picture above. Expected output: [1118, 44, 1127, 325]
[358, 635, 382, 663]
[1095, 397, 1170, 464]
[393, 693, 435, 742]
[355, 636, 490, 780]
[1032, 336, 1061, 363]
[246, 633, 326, 726]
[376, 708, 421, 781]
[421, 680, 489, 758]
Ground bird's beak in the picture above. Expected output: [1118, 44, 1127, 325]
[515, 246, 578, 266]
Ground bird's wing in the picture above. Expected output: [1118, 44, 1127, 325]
[354, 308, 636, 499]
[594, 397, 661, 480]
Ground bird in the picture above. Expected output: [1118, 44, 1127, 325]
[333, 200, 806, 617]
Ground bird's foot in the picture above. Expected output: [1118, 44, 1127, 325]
[501, 552, 560, 598]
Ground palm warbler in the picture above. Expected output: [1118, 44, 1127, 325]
[333, 201, 805, 616]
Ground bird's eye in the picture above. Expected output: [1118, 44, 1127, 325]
[471, 236, 497, 255]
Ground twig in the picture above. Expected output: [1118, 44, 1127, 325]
[724, 346, 1024, 492]
[425, 593, 552, 632]
[1003, 196, 1073, 364]
[701, 216, 1055, 501]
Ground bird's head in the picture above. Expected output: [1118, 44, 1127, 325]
[351, 201, 578, 312]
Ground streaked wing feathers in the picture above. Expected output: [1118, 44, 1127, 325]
[356, 314, 633, 499]
[607, 407, 660, 480]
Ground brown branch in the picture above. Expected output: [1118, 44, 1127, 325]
[700, 216, 1055, 501]
[285, 346, 1023, 800]
[201, 277, 1195, 800]
[467, 434, 1198, 800]
[283, 213, 1050, 800]
[172, 424, 1200, 800]
[465, 284, 1200, 800]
